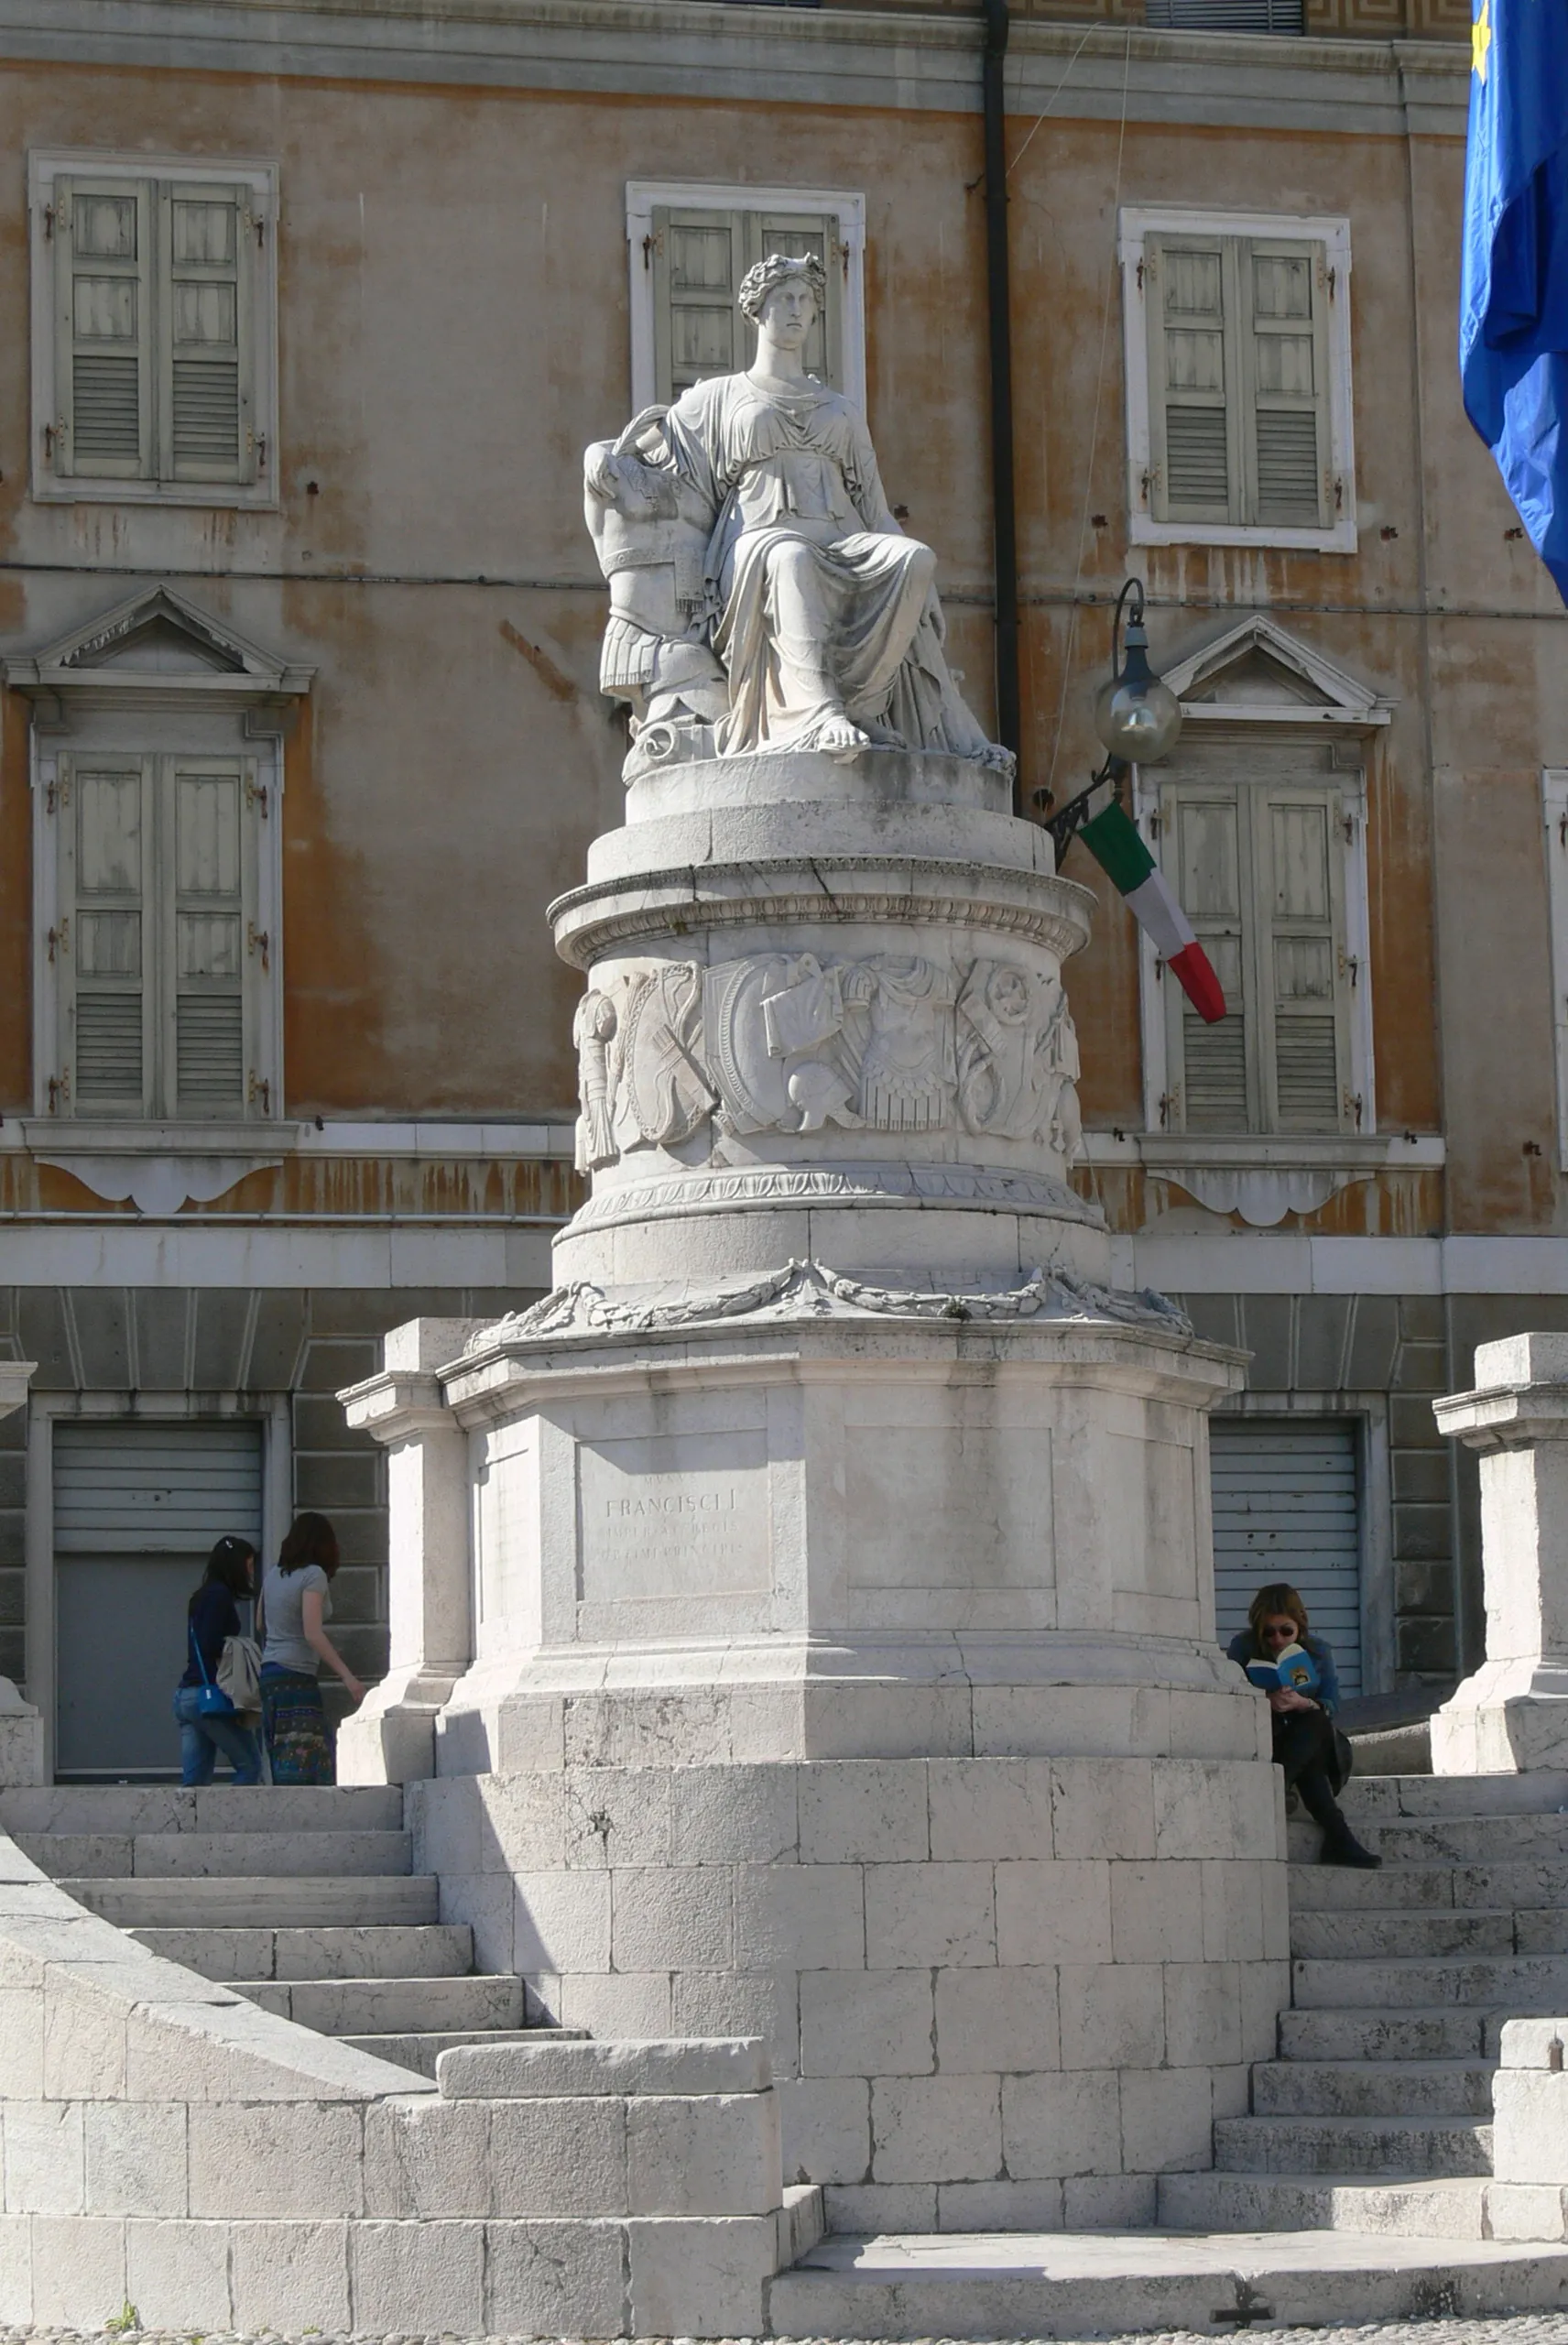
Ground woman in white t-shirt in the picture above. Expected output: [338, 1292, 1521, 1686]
[257, 1512, 365, 1784]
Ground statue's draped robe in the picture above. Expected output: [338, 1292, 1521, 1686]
[659, 373, 994, 760]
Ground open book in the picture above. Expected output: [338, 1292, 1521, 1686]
[1246, 1642, 1321, 1696]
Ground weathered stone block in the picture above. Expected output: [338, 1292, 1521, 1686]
[611, 1863, 734, 1969]
[627, 2212, 777, 2338]
[189, 2102, 364, 2218]
[937, 2176, 1064, 2230]
[4, 2100, 83, 2214]
[799, 1761, 928, 1863]
[800, 1969, 934, 2078]
[928, 1758, 1052, 1860]
[673, 1969, 798, 2066]
[29, 2214, 124, 2327]
[440, 2034, 769, 2100]
[485, 2217, 626, 2333]
[349, 2216, 486, 2331]
[735, 1864, 865, 1969]
[1059, 1962, 1165, 2070]
[1052, 1760, 1156, 1860]
[778, 2076, 870, 2187]
[864, 1862, 995, 1968]
[1117, 2065, 1213, 2170]
[488, 2096, 629, 2216]
[933, 1966, 1061, 2075]
[1164, 1960, 1243, 2068]
[670, 1766, 798, 1865]
[512, 1871, 611, 1973]
[84, 2104, 187, 2218]
[125, 2215, 233, 2329]
[1110, 1860, 1203, 1963]
[626, 2092, 780, 2216]
[364, 2099, 494, 2218]
[1002, 2070, 1120, 2177]
[559, 1970, 674, 2037]
[0, 2211, 30, 2324]
[995, 1860, 1111, 1965]
[230, 2219, 351, 2331]
[870, 2075, 1000, 2184]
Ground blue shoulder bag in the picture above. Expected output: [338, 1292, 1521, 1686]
[189, 1620, 236, 1717]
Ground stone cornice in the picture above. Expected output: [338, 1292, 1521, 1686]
[0, 0, 1469, 135]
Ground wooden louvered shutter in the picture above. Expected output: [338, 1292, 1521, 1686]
[652, 207, 744, 403]
[60, 756, 155, 1112]
[158, 183, 254, 485]
[1242, 240, 1330, 530]
[743, 209, 844, 390]
[1148, 234, 1237, 527]
[55, 179, 154, 480]
[1259, 790, 1352, 1132]
[166, 757, 250, 1116]
[1164, 782, 1253, 1132]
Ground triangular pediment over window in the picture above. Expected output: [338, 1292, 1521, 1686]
[1160, 612, 1392, 729]
[4, 584, 313, 710]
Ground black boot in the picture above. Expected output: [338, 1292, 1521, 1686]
[1321, 1816, 1382, 1869]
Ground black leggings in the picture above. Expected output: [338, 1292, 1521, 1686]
[1272, 1707, 1348, 1835]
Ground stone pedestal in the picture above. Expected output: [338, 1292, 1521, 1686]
[342, 746, 1285, 2221]
[1432, 1333, 1568, 1773]
[0, 1359, 41, 1786]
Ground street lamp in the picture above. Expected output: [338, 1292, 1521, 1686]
[1093, 577, 1183, 767]
[1037, 577, 1183, 855]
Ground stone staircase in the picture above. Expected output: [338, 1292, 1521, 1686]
[1160, 1767, 1568, 2238]
[0, 1781, 549, 2078]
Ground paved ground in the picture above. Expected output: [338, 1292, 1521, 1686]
[16, 2320, 1568, 2345]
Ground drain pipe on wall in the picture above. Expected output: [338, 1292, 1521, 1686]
[981, 0, 1023, 814]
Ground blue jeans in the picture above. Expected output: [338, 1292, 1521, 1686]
[173, 1685, 262, 1785]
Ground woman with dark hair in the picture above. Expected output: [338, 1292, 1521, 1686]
[257, 1511, 365, 1785]
[175, 1534, 261, 1786]
[1227, 1580, 1380, 1870]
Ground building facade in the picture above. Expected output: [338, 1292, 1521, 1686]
[0, 0, 1556, 1777]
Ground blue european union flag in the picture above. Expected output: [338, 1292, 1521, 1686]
[1461, 0, 1568, 601]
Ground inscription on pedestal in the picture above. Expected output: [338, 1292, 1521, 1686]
[577, 1429, 770, 1601]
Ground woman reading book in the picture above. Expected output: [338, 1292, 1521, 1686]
[1227, 1583, 1381, 1870]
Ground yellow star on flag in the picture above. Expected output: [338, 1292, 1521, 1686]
[1473, 0, 1491, 80]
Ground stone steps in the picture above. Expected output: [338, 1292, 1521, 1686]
[1278, 2007, 1519, 2061]
[1157, 2174, 1493, 2240]
[129, 1920, 476, 1979]
[1289, 1908, 1516, 1958]
[1291, 1951, 1568, 2007]
[16, 1785, 550, 2084]
[337, 2025, 554, 2078]
[1213, 2114, 1493, 2178]
[1251, 2059, 1495, 2117]
[1290, 1859, 1568, 1909]
[1290, 1814, 1568, 1864]
[17, 1827, 412, 1878]
[1337, 1772, 1568, 1818]
[60, 1871, 440, 1927]
[233, 1970, 525, 2032]
[769, 2226, 1568, 2336]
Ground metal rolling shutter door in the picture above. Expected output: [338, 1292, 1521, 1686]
[1210, 1419, 1362, 1699]
[54, 1421, 264, 1776]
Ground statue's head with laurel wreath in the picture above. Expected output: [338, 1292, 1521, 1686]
[737, 250, 828, 330]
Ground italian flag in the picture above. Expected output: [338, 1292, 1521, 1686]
[1079, 802, 1227, 1024]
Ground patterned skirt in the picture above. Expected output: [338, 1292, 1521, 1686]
[260, 1667, 334, 1785]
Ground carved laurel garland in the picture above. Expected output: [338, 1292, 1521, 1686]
[473, 1258, 1192, 1348]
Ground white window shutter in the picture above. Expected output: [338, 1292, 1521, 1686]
[166, 757, 249, 1116]
[1163, 780, 1253, 1132]
[1258, 787, 1353, 1131]
[158, 182, 254, 485]
[59, 754, 154, 1111]
[1241, 237, 1331, 530]
[1147, 234, 1237, 527]
[652, 206, 745, 404]
[745, 208, 844, 390]
[54, 177, 154, 480]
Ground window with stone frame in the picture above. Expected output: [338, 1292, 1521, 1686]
[49, 749, 269, 1120]
[31, 153, 278, 506]
[1151, 766, 1362, 1138]
[626, 182, 866, 416]
[1119, 207, 1356, 555]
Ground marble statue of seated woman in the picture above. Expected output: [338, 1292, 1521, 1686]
[583, 251, 1007, 772]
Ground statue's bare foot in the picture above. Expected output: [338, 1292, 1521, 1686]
[816, 713, 871, 760]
